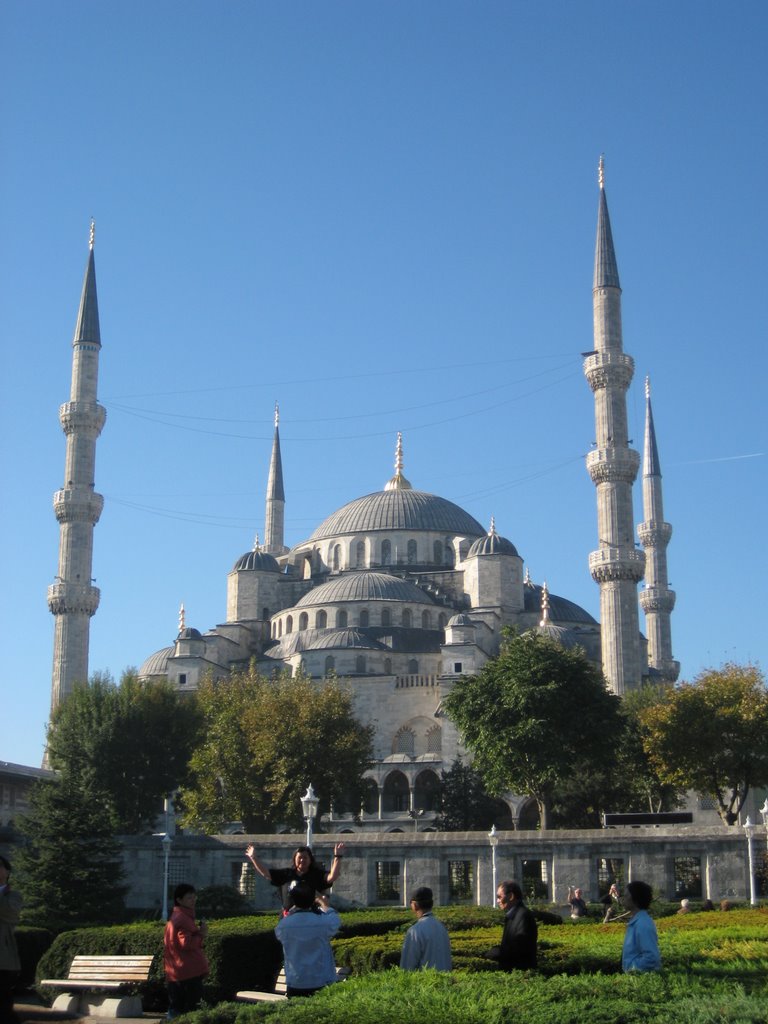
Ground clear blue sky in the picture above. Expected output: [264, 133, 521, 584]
[1, 1, 766, 768]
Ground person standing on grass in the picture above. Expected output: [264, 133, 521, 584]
[163, 883, 209, 1018]
[485, 880, 538, 970]
[275, 883, 340, 998]
[621, 880, 661, 973]
[0, 856, 22, 1024]
[400, 887, 452, 971]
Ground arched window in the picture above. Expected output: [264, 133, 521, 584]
[336, 609, 348, 628]
[407, 659, 419, 674]
[355, 540, 366, 567]
[414, 769, 440, 811]
[286, 615, 293, 634]
[426, 725, 442, 753]
[359, 609, 370, 627]
[381, 608, 391, 627]
[438, 613, 447, 630]
[316, 609, 327, 629]
[393, 728, 415, 756]
[382, 771, 409, 812]
[262, 606, 270, 620]
[325, 655, 335, 674]
[381, 539, 392, 565]
[384, 657, 392, 674]
[433, 540, 443, 565]
[402, 609, 412, 627]
[355, 654, 366, 673]
[278, 620, 283, 637]
[421, 610, 431, 629]
[407, 539, 417, 564]
[332, 544, 341, 571]
[271, 621, 277, 638]
[444, 537, 454, 568]
[299, 612, 309, 630]
[303, 555, 312, 580]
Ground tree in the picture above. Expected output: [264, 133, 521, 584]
[14, 776, 126, 930]
[639, 663, 768, 825]
[46, 671, 202, 834]
[615, 685, 686, 813]
[443, 631, 622, 829]
[434, 758, 502, 831]
[179, 668, 374, 833]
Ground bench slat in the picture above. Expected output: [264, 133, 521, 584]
[41, 954, 155, 993]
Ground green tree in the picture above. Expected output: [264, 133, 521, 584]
[15, 776, 126, 930]
[46, 671, 201, 834]
[443, 631, 622, 829]
[179, 668, 374, 833]
[616, 685, 686, 813]
[434, 758, 502, 831]
[639, 663, 768, 825]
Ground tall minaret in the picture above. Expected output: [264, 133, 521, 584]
[584, 158, 645, 694]
[48, 222, 106, 711]
[263, 402, 287, 555]
[637, 379, 679, 682]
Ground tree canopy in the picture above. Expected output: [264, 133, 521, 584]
[179, 668, 374, 833]
[639, 663, 768, 825]
[443, 630, 622, 828]
[46, 671, 201, 834]
[434, 758, 505, 831]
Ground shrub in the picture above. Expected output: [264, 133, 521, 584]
[196, 886, 253, 920]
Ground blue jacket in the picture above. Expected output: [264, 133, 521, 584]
[622, 909, 661, 972]
[400, 912, 452, 971]
[275, 907, 340, 990]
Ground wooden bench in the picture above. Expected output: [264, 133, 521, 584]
[40, 954, 156, 1018]
[237, 965, 349, 1003]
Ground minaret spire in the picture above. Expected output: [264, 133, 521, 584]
[384, 431, 412, 490]
[48, 225, 107, 716]
[263, 403, 287, 554]
[584, 161, 645, 694]
[637, 378, 679, 682]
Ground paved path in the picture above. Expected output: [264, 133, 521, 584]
[14, 996, 163, 1024]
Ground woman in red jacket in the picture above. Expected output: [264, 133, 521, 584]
[163, 884, 209, 1018]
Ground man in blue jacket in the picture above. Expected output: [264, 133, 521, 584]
[621, 880, 661, 973]
[400, 887, 452, 971]
[275, 883, 340, 997]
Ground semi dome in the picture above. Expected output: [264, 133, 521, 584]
[309, 489, 485, 541]
[232, 549, 280, 573]
[535, 623, 582, 649]
[523, 581, 597, 625]
[447, 613, 474, 627]
[138, 646, 174, 678]
[303, 629, 390, 651]
[295, 571, 435, 607]
[177, 627, 202, 640]
[467, 533, 519, 557]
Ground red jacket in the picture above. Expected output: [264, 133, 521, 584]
[163, 905, 209, 982]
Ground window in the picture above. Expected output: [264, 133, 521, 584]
[316, 609, 327, 628]
[332, 544, 341, 571]
[453, 662, 462, 674]
[383, 771, 410, 812]
[438, 613, 447, 630]
[336, 609, 348, 628]
[375, 861, 401, 902]
[522, 860, 548, 901]
[673, 857, 702, 898]
[426, 725, 442, 753]
[381, 539, 392, 565]
[278, 620, 283, 637]
[393, 727, 415, 755]
[402, 609, 412, 627]
[433, 540, 443, 564]
[597, 858, 625, 897]
[414, 769, 440, 810]
[286, 615, 293, 633]
[355, 655, 366, 673]
[355, 540, 366, 567]
[178, 673, 187, 686]
[448, 861, 474, 903]
[407, 539, 417, 564]
[325, 655, 335, 674]
[299, 612, 309, 630]
[381, 608, 391, 627]
[422, 610, 431, 629]
[384, 658, 392, 674]
[359, 609, 370, 627]
[407, 659, 418, 674]
[262, 606, 270, 620]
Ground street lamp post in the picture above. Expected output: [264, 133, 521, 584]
[407, 808, 424, 832]
[488, 825, 499, 907]
[161, 832, 172, 919]
[743, 816, 757, 906]
[301, 784, 319, 848]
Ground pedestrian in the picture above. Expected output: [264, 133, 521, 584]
[568, 885, 588, 919]
[400, 887, 451, 971]
[274, 883, 340, 998]
[163, 884, 209, 1018]
[246, 843, 345, 913]
[621, 880, 661, 973]
[484, 880, 538, 970]
[0, 856, 21, 1024]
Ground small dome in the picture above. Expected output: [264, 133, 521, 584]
[177, 627, 202, 640]
[535, 623, 582, 650]
[447, 613, 474, 627]
[295, 571, 435, 608]
[232, 549, 280, 573]
[138, 646, 174, 678]
[467, 529, 518, 558]
[523, 582, 597, 625]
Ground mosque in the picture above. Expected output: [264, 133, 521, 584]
[49, 165, 678, 831]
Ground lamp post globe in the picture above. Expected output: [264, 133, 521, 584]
[301, 784, 319, 848]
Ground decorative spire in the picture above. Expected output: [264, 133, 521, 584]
[524, 567, 532, 586]
[264, 405, 286, 554]
[489, 516, 497, 537]
[593, 157, 621, 291]
[89, 218, 95, 250]
[253, 533, 261, 552]
[384, 432, 412, 491]
[73, 226, 101, 347]
[539, 581, 550, 627]
[178, 603, 185, 634]
[643, 377, 662, 478]
[598, 154, 605, 190]
[274, 402, 279, 428]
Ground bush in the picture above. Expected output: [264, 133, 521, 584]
[196, 886, 253, 920]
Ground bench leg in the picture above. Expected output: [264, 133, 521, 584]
[51, 993, 81, 1015]
[83, 993, 144, 1018]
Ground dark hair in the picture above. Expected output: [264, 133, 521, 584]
[0, 856, 11, 873]
[289, 881, 316, 910]
[499, 880, 523, 902]
[625, 881, 653, 910]
[410, 886, 434, 910]
[292, 846, 317, 870]
[173, 883, 196, 904]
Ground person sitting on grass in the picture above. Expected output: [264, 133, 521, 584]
[621, 880, 661, 973]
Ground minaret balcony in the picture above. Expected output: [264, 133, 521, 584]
[589, 547, 645, 583]
[59, 400, 107, 436]
[583, 351, 634, 392]
[53, 488, 104, 524]
[586, 446, 640, 484]
[639, 586, 676, 614]
[47, 581, 101, 616]
[637, 520, 672, 546]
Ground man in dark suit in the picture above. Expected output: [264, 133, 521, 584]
[485, 880, 538, 970]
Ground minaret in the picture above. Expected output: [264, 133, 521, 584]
[48, 222, 106, 711]
[263, 403, 287, 554]
[584, 158, 645, 694]
[637, 379, 679, 681]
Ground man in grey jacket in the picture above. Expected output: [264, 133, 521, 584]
[400, 887, 452, 971]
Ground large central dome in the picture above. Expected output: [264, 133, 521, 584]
[309, 489, 485, 541]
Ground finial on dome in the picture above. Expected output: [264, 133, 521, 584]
[384, 431, 412, 490]
[524, 567, 532, 585]
[489, 516, 497, 537]
[253, 533, 261, 552]
[645, 376, 650, 400]
[598, 155, 605, 190]
[274, 402, 279, 428]
[178, 602, 185, 633]
[539, 581, 550, 627]
[89, 218, 95, 250]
